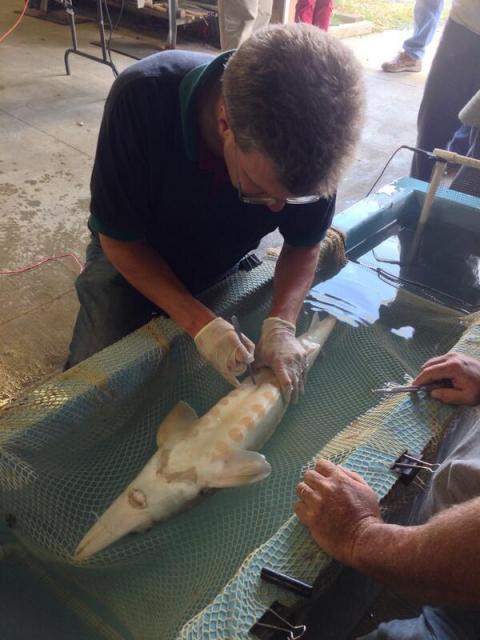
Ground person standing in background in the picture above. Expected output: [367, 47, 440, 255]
[411, 0, 480, 182]
[218, 0, 273, 49]
[294, 0, 333, 31]
[382, 0, 444, 72]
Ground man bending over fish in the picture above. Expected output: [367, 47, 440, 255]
[65, 24, 364, 401]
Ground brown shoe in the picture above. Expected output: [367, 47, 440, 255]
[381, 51, 422, 73]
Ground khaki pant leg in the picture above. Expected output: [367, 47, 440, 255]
[254, 0, 273, 30]
[218, 0, 272, 50]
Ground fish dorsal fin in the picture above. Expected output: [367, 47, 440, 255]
[206, 450, 272, 488]
[156, 401, 199, 448]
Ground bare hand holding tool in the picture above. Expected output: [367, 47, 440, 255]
[413, 352, 480, 405]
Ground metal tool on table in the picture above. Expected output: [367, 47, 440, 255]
[372, 378, 454, 395]
[231, 315, 257, 385]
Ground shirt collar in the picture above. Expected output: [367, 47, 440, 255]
[179, 50, 234, 163]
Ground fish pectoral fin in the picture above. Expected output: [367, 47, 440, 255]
[156, 401, 199, 448]
[206, 450, 272, 488]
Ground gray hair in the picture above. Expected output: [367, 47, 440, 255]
[222, 23, 365, 196]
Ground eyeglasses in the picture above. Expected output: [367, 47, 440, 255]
[235, 147, 320, 206]
[239, 192, 321, 205]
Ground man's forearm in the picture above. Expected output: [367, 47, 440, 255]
[352, 498, 480, 606]
[269, 243, 321, 324]
[99, 234, 214, 336]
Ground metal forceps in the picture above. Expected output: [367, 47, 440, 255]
[373, 378, 454, 395]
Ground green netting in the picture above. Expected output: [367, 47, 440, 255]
[0, 258, 474, 640]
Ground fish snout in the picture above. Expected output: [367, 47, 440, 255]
[73, 490, 153, 562]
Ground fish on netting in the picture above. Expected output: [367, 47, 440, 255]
[73, 314, 336, 561]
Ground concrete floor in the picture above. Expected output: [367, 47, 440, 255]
[0, 0, 441, 404]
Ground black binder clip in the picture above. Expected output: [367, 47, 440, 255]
[391, 450, 440, 484]
[250, 601, 306, 639]
[239, 253, 262, 271]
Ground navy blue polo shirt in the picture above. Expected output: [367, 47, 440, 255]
[88, 50, 335, 294]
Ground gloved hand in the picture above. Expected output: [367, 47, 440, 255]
[255, 317, 307, 403]
[194, 317, 255, 387]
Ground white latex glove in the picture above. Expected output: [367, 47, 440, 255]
[255, 317, 307, 403]
[194, 317, 255, 387]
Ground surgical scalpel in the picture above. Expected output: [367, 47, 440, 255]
[231, 315, 257, 385]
